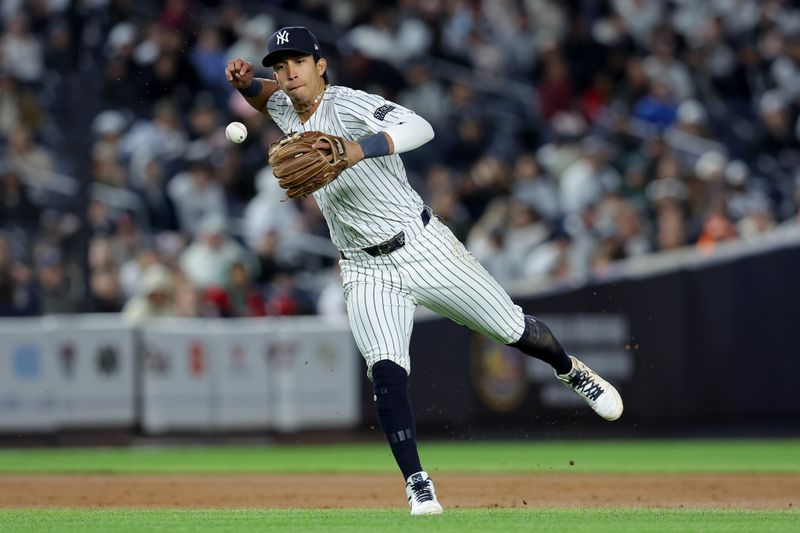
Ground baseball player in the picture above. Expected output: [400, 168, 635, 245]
[225, 26, 623, 516]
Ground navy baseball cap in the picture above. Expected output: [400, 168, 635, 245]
[261, 26, 321, 67]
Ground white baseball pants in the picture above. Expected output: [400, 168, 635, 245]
[340, 214, 526, 377]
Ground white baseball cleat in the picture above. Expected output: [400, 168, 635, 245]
[405, 471, 443, 516]
[556, 355, 623, 421]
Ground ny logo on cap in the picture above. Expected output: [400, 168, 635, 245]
[276, 30, 289, 45]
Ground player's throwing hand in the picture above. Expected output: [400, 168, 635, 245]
[225, 59, 254, 89]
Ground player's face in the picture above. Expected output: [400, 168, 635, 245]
[272, 54, 326, 103]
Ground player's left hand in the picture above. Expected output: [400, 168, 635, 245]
[268, 131, 351, 199]
[313, 139, 364, 168]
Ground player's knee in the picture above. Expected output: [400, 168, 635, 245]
[492, 309, 527, 345]
[510, 314, 561, 354]
[372, 360, 408, 411]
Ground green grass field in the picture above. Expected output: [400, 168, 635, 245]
[1, 440, 799, 532]
[1, 439, 799, 474]
[2, 509, 799, 533]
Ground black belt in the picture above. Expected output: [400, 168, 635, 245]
[341, 208, 431, 259]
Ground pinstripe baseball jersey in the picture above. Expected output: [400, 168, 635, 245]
[265, 84, 526, 376]
[267, 85, 424, 250]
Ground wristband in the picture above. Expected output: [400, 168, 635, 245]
[238, 79, 261, 98]
[358, 133, 391, 158]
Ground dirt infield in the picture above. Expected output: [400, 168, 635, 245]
[1, 474, 797, 509]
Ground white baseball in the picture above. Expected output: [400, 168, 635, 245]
[225, 121, 247, 143]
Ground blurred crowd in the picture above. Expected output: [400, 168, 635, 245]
[2, 0, 800, 319]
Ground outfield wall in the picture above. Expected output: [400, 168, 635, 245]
[0, 316, 359, 434]
[1, 229, 799, 437]
[388, 228, 800, 434]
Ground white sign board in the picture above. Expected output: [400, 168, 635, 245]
[265, 317, 360, 432]
[213, 325, 271, 431]
[140, 317, 360, 434]
[139, 320, 217, 433]
[0, 319, 58, 431]
[0, 315, 361, 435]
[53, 317, 136, 428]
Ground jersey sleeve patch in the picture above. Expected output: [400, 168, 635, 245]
[373, 104, 396, 120]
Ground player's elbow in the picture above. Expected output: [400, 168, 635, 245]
[410, 113, 434, 145]
[387, 114, 434, 154]
[419, 117, 434, 146]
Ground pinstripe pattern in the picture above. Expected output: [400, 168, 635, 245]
[404, 219, 525, 344]
[267, 86, 525, 377]
[341, 256, 417, 377]
[340, 217, 525, 377]
[268, 86, 423, 250]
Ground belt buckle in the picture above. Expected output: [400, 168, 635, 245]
[378, 232, 404, 255]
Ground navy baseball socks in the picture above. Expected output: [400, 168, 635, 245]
[371, 360, 423, 479]
[509, 314, 573, 373]
[509, 314, 623, 421]
[371, 360, 443, 515]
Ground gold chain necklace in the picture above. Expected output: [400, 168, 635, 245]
[294, 85, 327, 114]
